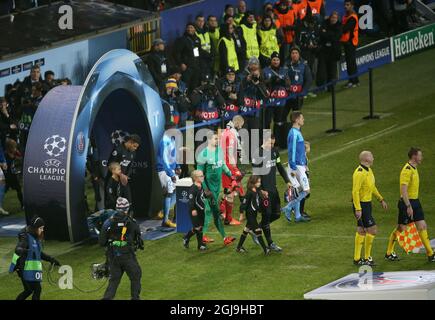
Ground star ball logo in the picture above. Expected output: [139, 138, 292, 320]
[27, 135, 68, 183]
[44, 135, 67, 157]
[180, 190, 189, 204]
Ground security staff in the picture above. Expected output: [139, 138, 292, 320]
[174, 23, 202, 92]
[207, 15, 221, 74]
[263, 52, 290, 131]
[274, 1, 297, 62]
[340, 0, 359, 88]
[9, 216, 60, 300]
[99, 197, 143, 300]
[238, 11, 260, 66]
[307, 0, 326, 25]
[257, 15, 281, 68]
[195, 15, 215, 77]
[385, 147, 435, 263]
[234, 0, 248, 26]
[218, 24, 240, 75]
[252, 133, 291, 252]
[275, 46, 312, 149]
[146, 38, 170, 91]
[216, 67, 241, 124]
[352, 151, 388, 266]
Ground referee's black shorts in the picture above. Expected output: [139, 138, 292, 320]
[353, 202, 376, 228]
[398, 198, 425, 225]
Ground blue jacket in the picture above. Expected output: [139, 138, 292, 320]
[156, 134, 180, 177]
[287, 127, 307, 169]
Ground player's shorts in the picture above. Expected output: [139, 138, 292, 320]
[398, 198, 425, 225]
[158, 171, 177, 194]
[287, 165, 310, 192]
[354, 201, 376, 228]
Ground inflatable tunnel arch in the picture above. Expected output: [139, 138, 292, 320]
[23, 49, 165, 242]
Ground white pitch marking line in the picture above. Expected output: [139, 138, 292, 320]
[342, 124, 398, 146]
[310, 114, 435, 163]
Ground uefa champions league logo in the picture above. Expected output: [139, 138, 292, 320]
[180, 190, 189, 204]
[44, 135, 67, 157]
[111, 130, 129, 146]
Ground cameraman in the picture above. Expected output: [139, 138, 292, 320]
[239, 57, 269, 158]
[190, 73, 225, 132]
[216, 67, 241, 126]
[162, 78, 191, 128]
[262, 52, 290, 132]
[99, 197, 143, 300]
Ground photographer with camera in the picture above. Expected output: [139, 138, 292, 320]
[190, 73, 225, 131]
[240, 57, 269, 159]
[262, 52, 290, 132]
[216, 67, 241, 125]
[162, 77, 191, 128]
[99, 197, 143, 300]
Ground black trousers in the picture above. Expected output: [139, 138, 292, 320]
[103, 252, 142, 300]
[317, 52, 338, 88]
[261, 188, 281, 245]
[16, 276, 41, 300]
[343, 42, 359, 84]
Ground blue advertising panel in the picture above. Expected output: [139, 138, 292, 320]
[339, 38, 392, 79]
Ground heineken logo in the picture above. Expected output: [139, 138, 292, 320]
[393, 25, 435, 59]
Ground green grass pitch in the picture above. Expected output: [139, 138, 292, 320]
[0, 49, 434, 300]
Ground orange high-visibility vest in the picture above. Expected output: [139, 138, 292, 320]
[274, 6, 297, 44]
[307, 0, 323, 16]
[340, 12, 359, 46]
[293, 0, 308, 20]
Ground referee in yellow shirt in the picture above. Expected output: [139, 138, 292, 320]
[385, 147, 435, 262]
[352, 151, 388, 266]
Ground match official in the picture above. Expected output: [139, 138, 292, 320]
[385, 147, 435, 262]
[352, 151, 388, 266]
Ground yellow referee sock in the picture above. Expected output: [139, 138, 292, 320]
[418, 229, 434, 257]
[364, 233, 375, 259]
[354, 233, 365, 261]
[386, 230, 397, 255]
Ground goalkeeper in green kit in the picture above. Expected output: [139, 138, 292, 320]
[197, 132, 237, 246]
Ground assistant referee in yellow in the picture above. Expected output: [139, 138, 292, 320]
[352, 151, 388, 266]
[385, 147, 435, 263]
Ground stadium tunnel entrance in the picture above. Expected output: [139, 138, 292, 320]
[23, 50, 165, 243]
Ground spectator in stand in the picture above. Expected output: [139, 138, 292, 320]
[238, 11, 260, 69]
[274, 0, 298, 63]
[195, 15, 215, 77]
[393, 0, 415, 34]
[22, 65, 43, 98]
[218, 23, 241, 76]
[257, 15, 282, 68]
[173, 23, 202, 93]
[42, 71, 56, 94]
[234, 0, 248, 26]
[340, 0, 360, 88]
[4, 138, 23, 211]
[0, 98, 18, 148]
[146, 38, 170, 91]
[317, 11, 342, 91]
